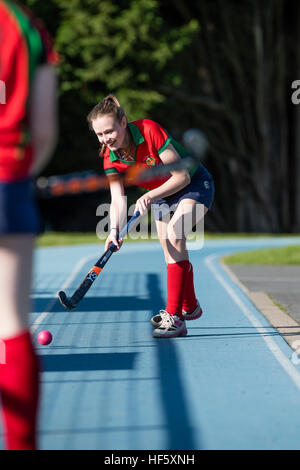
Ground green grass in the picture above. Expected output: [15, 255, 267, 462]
[205, 232, 293, 239]
[36, 231, 159, 247]
[223, 244, 300, 265]
[36, 231, 281, 247]
[36, 232, 100, 247]
[266, 293, 289, 314]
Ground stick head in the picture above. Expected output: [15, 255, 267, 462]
[58, 291, 76, 310]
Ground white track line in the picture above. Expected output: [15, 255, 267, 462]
[30, 254, 96, 334]
[205, 253, 300, 392]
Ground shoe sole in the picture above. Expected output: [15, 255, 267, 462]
[152, 328, 188, 338]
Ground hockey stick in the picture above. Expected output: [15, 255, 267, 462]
[58, 211, 140, 310]
[36, 129, 209, 198]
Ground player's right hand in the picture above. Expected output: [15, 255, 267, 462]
[105, 229, 123, 251]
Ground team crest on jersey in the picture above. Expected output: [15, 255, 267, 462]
[145, 155, 156, 167]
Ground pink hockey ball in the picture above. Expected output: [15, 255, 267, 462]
[37, 330, 53, 345]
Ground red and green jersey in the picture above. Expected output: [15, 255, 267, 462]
[0, 0, 58, 182]
[103, 119, 199, 191]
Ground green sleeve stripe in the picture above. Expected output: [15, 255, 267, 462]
[157, 137, 172, 155]
[105, 168, 119, 174]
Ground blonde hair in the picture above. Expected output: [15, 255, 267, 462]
[87, 95, 127, 157]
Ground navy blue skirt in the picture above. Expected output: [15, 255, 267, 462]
[0, 178, 40, 234]
[151, 164, 215, 220]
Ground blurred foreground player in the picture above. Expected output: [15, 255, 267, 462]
[0, 0, 58, 449]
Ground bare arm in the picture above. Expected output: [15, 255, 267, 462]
[104, 176, 127, 250]
[28, 64, 58, 176]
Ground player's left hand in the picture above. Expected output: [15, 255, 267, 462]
[135, 194, 152, 216]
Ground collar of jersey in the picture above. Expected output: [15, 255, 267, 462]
[110, 123, 144, 163]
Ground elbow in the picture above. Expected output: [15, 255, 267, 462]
[175, 171, 190, 190]
[184, 171, 191, 186]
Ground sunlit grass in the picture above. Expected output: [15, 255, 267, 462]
[223, 244, 300, 265]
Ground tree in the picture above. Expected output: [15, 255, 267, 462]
[55, 0, 199, 114]
[50, 0, 199, 176]
[26, 0, 199, 171]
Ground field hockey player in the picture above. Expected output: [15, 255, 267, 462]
[87, 95, 215, 338]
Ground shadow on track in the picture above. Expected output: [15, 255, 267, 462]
[40, 352, 137, 372]
[33, 296, 149, 313]
[147, 273, 200, 450]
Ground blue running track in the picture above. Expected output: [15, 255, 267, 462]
[1, 236, 300, 450]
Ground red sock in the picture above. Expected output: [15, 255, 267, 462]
[166, 260, 190, 319]
[0, 330, 40, 450]
[182, 262, 197, 313]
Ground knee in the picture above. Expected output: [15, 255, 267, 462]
[167, 224, 186, 250]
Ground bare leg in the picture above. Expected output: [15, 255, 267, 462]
[155, 199, 207, 263]
[0, 235, 34, 338]
[0, 234, 40, 450]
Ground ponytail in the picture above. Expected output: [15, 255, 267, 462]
[87, 94, 127, 130]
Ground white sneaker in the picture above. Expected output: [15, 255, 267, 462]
[152, 312, 187, 338]
[150, 301, 202, 328]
